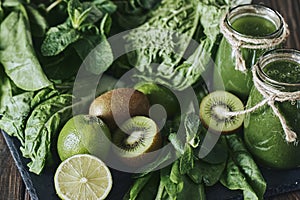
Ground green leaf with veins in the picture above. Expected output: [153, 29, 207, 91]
[68, 0, 92, 29]
[0, 66, 12, 113]
[123, 173, 153, 200]
[0, 1, 3, 22]
[221, 134, 266, 200]
[125, 0, 251, 90]
[188, 159, 226, 186]
[79, 35, 114, 75]
[179, 145, 194, 174]
[41, 21, 80, 56]
[0, 92, 34, 144]
[26, 5, 48, 37]
[21, 94, 73, 174]
[0, 10, 52, 91]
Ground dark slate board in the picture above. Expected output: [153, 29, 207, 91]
[2, 130, 300, 200]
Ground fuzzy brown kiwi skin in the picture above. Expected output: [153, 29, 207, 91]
[89, 88, 150, 131]
[113, 123, 163, 167]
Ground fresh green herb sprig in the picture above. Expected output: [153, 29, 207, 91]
[41, 0, 116, 75]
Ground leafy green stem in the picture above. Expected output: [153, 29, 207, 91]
[46, 0, 63, 13]
[155, 179, 164, 200]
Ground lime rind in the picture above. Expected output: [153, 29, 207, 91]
[57, 115, 111, 161]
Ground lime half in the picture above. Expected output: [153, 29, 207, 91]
[54, 154, 113, 200]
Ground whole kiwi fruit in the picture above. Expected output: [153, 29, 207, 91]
[112, 116, 162, 167]
[89, 88, 150, 130]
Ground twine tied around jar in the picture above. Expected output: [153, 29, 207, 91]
[221, 64, 300, 143]
[219, 14, 290, 72]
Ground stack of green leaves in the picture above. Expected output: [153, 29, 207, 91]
[124, 113, 266, 200]
[0, 0, 268, 199]
[125, 0, 253, 90]
[0, 0, 117, 174]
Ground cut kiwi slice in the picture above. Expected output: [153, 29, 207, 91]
[112, 116, 162, 166]
[199, 91, 244, 134]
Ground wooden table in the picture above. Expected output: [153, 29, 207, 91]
[0, 0, 299, 199]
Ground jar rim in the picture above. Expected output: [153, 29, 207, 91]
[256, 49, 300, 89]
[225, 4, 284, 39]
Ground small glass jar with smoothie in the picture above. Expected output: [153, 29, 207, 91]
[244, 49, 300, 169]
[213, 4, 288, 101]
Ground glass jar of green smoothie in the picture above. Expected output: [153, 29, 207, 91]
[244, 49, 300, 169]
[214, 4, 288, 101]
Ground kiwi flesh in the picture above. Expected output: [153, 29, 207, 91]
[199, 91, 244, 134]
[89, 88, 150, 130]
[112, 116, 162, 166]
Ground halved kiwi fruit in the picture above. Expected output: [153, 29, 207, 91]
[199, 91, 244, 134]
[112, 116, 162, 166]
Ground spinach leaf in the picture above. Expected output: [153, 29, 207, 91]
[72, 34, 114, 75]
[41, 21, 80, 56]
[220, 134, 266, 200]
[112, 0, 161, 29]
[0, 10, 52, 91]
[169, 161, 205, 200]
[221, 157, 258, 200]
[184, 113, 201, 147]
[2, 0, 20, 7]
[0, 84, 74, 174]
[0, 92, 34, 144]
[21, 94, 73, 174]
[179, 145, 194, 174]
[80, 0, 116, 27]
[40, 47, 82, 80]
[135, 145, 175, 176]
[201, 135, 228, 164]
[134, 172, 160, 200]
[155, 179, 165, 199]
[123, 173, 153, 200]
[0, 1, 3, 22]
[177, 174, 205, 200]
[26, 5, 48, 37]
[72, 35, 101, 60]
[0, 66, 12, 113]
[125, 0, 251, 90]
[162, 163, 180, 199]
[169, 132, 185, 155]
[126, 0, 200, 76]
[30, 88, 59, 108]
[188, 159, 226, 186]
[168, 113, 201, 155]
[93, 0, 117, 14]
[226, 134, 266, 199]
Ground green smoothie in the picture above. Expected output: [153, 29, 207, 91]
[214, 15, 278, 101]
[231, 15, 278, 37]
[263, 60, 300, 84]
[244, 59, 300, 169]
